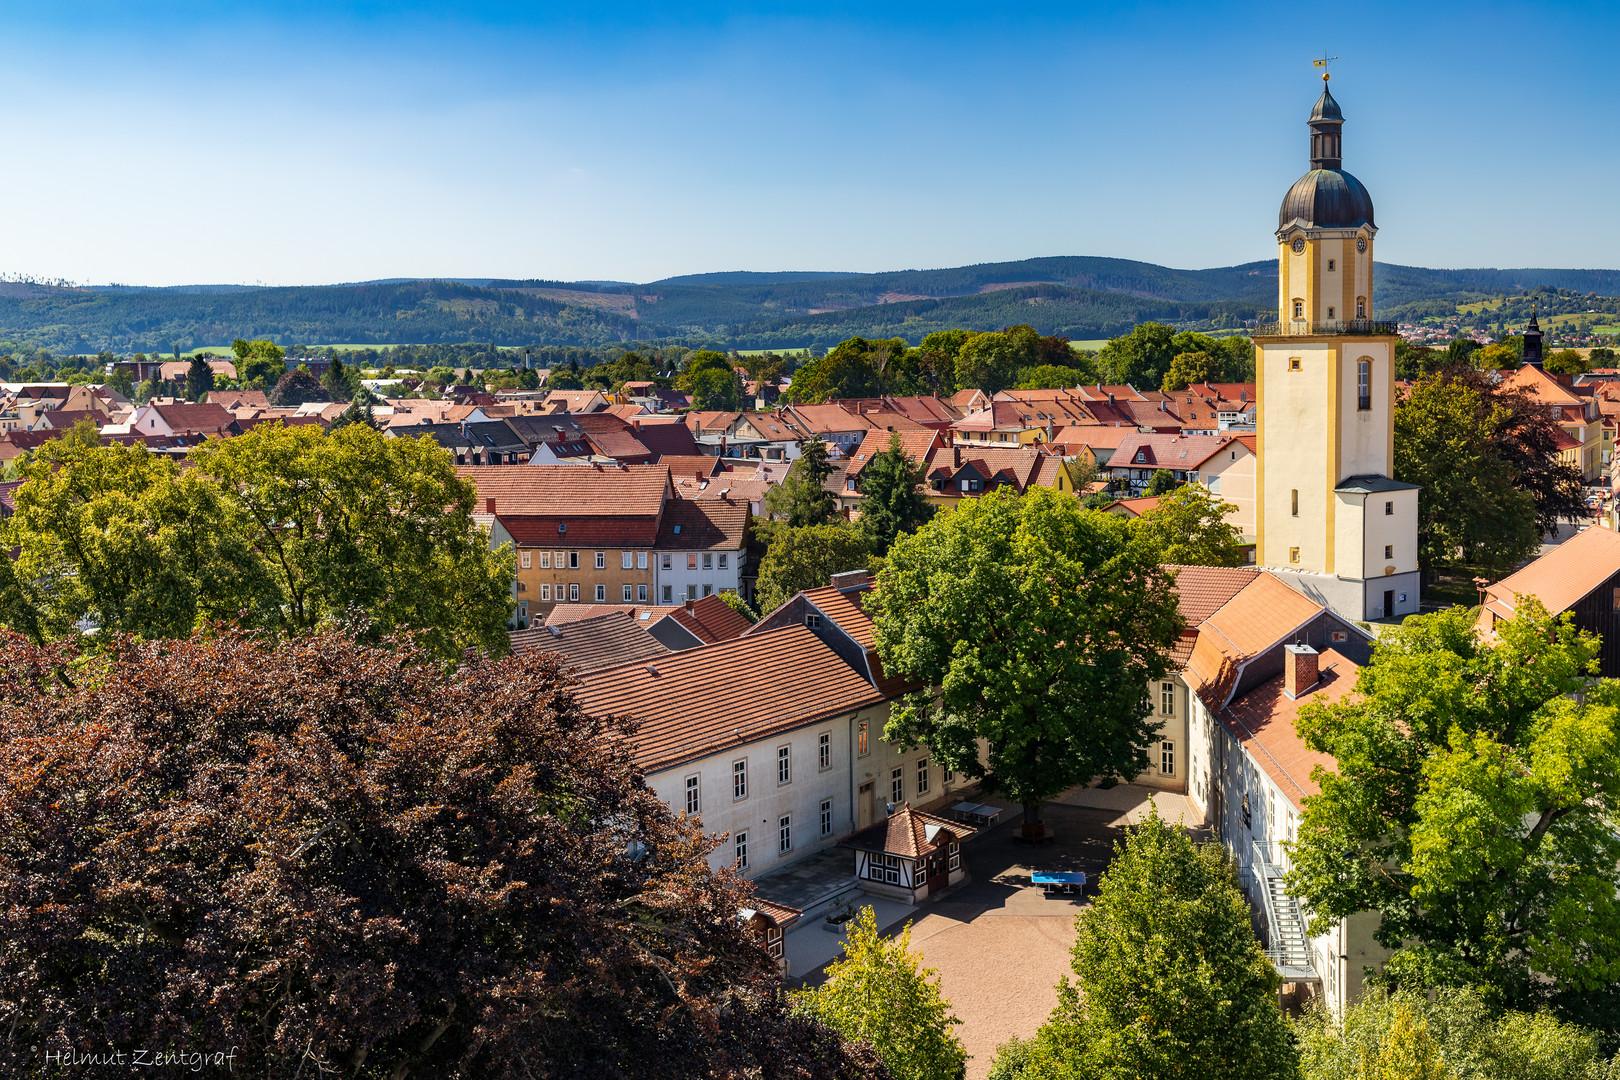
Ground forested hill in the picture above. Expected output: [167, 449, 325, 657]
[3, 257, 1617, 353]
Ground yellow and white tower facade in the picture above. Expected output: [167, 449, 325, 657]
[1254, 76, 1420, 621]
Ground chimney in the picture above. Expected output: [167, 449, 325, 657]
[685, 598, 696, 614]
[830, 569, 871, 592]
[1283, 644, 1319, 700]
[485, 496, 496, 514]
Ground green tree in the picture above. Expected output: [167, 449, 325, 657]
[1014, 364, 1084, 391]
[1396, 340, 1439, 380]
[954, 331, 1024, 395]
[1286, 604, 1620, 1031]
[2, 424, 514, 662]
[106, 365, 135, 399]
[1132, 483, 1245, 566]
[755, 523, 875, 614]
[1161, 350, 1216, 391]
[321, 355, 355, 402]
[185, 355, 216, 401]
[268, 368, 327, 407]
[792, 906, 966, 1080]
[1142, 468, 1180, 497]
[232, 338, 286, 388]
[1295, 986, 1619, 1080]
[764, 438, 839, 526]
[1545, 348, 1590, 375]
[856, 432, 934, 552]
[1095, 322, 1176, 388]
[1017, 812, 1296, 1080]
[1394, 371, 1542, 575]
[874, 488, 1182, 830]
[787, 337, 911, 402]
[677, 349, 742, 410]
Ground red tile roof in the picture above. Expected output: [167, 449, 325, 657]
[1479, 526, 1620, 628]
[845, 427, 946, 479]
[839, 805, 975, 858]
[509, 611, 670, 673]
[665, 593, 753, 644]
[1218, 648, 1358, 811]
[1186, 573, 1326, 706]
[458, 464, 671, 517]
[574, 624, 886, 772]
[148, 402, 238, 434]
[1111, 432, 1235, 470]
[655, 498, 749, 550]
[657, 455, 724, 481]
[632, 421, 701, 458]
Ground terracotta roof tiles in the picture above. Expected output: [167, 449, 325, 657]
[1480, 526, 1620, 628]
[508, 611, 670, 674]
[574, 625, 885, 773]
[1218, 648, 1358, 811]
[838, 805, 975, 859]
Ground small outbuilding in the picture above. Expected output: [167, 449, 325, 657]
[838, 805, 974, 904]
[739, 898, 802, 976]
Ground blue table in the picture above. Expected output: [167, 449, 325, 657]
[1033, 871, 1086, 896]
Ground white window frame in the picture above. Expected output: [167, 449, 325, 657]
[638, 584, 648, 602]
[520, 550, 531, 569]
[621, 550, 633, 570]
[595, 550, 606, 570]
[540, 584, 551, 601]
[778, 814, 791, 854]
[719, 553, 728, 568]
[891, 767, 904, 805]
[569, 583, 580, 601]
[777, 745, 791, 785]
[820, 798, 833, 836]
[916, 759, 930, 795]
[914, 858, 928, 886]
[684, 774, 700, 815]
[735, 830, 749, 871]
[818, 731, 831, 771]
[702, 553, 713, 570]
[637, 550, 648, 569]
[733, 759, 748, 801]
[595, 584, 607, 602]
[857, 720, 869, 757]
[1161, 740, 1175, 777]
[1161, 682, 1175, 716]
[948, 842, 961, 872]
[662, 584, 673, 603]
[541, 551, 552, 569]
[622, 585, 633, 602]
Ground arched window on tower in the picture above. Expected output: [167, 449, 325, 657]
[1292, 299, 1304, 320]
[1357, 359, 1371, 411]
[1357, 296, 1367, 319]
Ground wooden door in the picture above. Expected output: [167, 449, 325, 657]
[927, 853, 945, 895]
[858, 782, 875, 829]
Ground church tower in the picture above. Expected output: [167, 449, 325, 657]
[1254, 74, 1420, 622]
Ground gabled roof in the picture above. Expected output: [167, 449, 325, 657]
[787, 402, 873, 434]
[144, 401, 238, 434]
[655, 498, 748, 550]
[632, 420, 701, 458]
[664, 593, 753, 644]
[1111, 432, 1235, 470]
[1185, 573, 1328, 706]
[508, 611, 669, 674]
[657, 455, 725, 481]
[1164, 565, 1263, 667]
[1480, 526, 1620, 626]
[839, 805, 975, 858]
[1218, 648, 1358, 811]
[1102, 496, 1163, 518]
[574, 624, 886, 773]
[845, 427, 945, 479]
[458, 464, 670, 516]
[1502, 364, 1586, 407]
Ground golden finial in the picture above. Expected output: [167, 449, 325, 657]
[1314, 53, 1337, 81]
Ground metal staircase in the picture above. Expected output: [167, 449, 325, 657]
[1251, 840, 1319, 981]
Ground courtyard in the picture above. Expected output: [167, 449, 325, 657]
[787, 783, 1203, 1080]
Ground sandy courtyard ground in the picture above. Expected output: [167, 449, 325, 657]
[797, 784, 1200, 1079]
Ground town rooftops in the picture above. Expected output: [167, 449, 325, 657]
[1185, 572, 1330, 707]
[1165, 565, 1264, 667]
[573, 624, 886, 773]
[838, 805, 976, 859]
[508, 611, 670, 674]
[665, 593, 753, 645]
[141, 401, 239, 434]
[1480, 526, 1620, 628]
[1111, 432, 1234, 469]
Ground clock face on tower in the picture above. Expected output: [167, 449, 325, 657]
[1292, 238, 1306, 254]
[1356, 237, 1367, 253]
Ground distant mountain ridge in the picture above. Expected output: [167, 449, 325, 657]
[2, 257, 1616, 353]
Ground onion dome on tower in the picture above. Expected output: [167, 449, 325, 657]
[1278, 80, 1375, 231]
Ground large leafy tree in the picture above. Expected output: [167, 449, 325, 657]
[268, 367, 327, 406]
[1132, 483, 1245, 566]
[677, 349, 742, 410]
[231, 337, 286, 388]
[1294, 986, 1618, 1080]
[764, 437, 839, 527]
[787, 337, 912, 403]
[0, 629, 883, 1079]
[1004, 812, 1296, 1080]
[755, 522, 874, 614]
[856, 431, 934, 552]
[1287, 604, 1620, 1033]
[1396, 367, 1584, 573]
[874, 488, 1182, 829]
[2, 423, 514, 660]
[793, 906, 966, 1080]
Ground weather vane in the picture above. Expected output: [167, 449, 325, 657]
[1313, 53, 1338, 82]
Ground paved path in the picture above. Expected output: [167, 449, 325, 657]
[792, 784, 1201, 1080]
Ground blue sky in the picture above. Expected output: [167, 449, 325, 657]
[1, 1, 1613, 285]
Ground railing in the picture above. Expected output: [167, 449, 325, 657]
[1253, 319, 1397, 337]
[1251, 840, 1318, 978]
